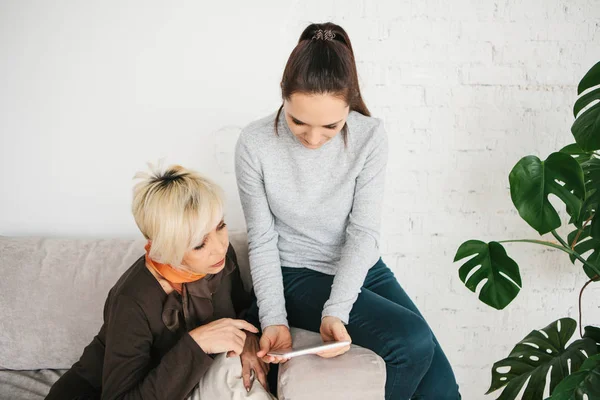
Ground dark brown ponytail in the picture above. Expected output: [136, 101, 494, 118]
[274, 22, 370, 139]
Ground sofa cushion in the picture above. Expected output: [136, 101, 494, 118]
[0, 233, 252, 370]
[277, 328, 386, 400]
[0, 369, 65, 400]
[0, 236, 145, 370]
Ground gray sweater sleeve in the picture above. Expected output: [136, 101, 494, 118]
[235, 133, 289, 329]
[322, 121, 389, 324]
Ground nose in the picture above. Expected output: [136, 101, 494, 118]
[304, 131, 321, 146]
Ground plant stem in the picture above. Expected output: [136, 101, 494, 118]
[498, 238, 573, 252]
[551, 230, 570, 248]
[497, 238, 600, 277]
[553, 230, 600, 278]
[571, 214, 594, 249]
[579, 276, 599, 338]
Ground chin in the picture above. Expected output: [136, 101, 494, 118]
[205, 257, 227, 274]
[209, 264, 226, 274]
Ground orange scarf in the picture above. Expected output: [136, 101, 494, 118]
[145, 242, 206, 294]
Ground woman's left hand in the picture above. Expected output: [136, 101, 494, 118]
[239, 332, 270, 392]
[318, 316, 352, 358]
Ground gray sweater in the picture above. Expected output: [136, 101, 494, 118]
[235, 110, 388, 329]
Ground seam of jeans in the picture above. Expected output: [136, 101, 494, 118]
[385, 352, 435, 400]
[386, 370, 400, 400]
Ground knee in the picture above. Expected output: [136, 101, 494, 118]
[439, 387, 461, 400]
[422, 367, 461, 399]
[413, 383, 461, 400]
[384, 322, 435, 369]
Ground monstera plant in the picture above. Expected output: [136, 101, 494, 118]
[454, 61, 600, 400]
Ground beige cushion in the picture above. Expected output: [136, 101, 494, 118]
[0, 233, 251, 370]
[0, 369, 65, 400]
[277, 328, 386, 400]
[189, 353, 276, 400]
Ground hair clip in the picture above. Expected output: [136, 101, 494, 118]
[312, 29, 336, 41]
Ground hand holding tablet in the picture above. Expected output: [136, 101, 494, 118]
[267, 340, 351, 359]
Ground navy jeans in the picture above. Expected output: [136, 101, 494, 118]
[281, 259, 461, 400]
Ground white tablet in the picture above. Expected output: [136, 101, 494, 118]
[267, 341, 351, 359]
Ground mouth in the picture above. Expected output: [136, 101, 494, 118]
[210, 258, 226, 269]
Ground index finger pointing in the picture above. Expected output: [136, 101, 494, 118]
[231, 319, 259, 333]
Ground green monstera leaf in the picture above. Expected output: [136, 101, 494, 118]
[487, 318, 598, 400]
[584, 326, 600, 353]
[567, 158, 600, 278]
[567, 225, 600, 279]
[570, 189, 600, 233]
[560, 148, 598, 230]
[454, 240, 521, 310]
[560, 143, 595, 166]
[576, 158, 600, 236]
[572, 61, 600, 151]
[577, 61, 600, 96]
[548, 354, 600, 400]
[509, 152, 585, 235]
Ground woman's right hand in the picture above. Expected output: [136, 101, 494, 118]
[189, 318, 259, 356]
[256, 325, 293, 364]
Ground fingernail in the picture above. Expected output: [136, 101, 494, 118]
[246, 387, 250, 393]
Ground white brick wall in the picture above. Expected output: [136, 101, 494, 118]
[1, 1, 599, 398]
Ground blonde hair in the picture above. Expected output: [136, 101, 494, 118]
[132, 163, 224, 266]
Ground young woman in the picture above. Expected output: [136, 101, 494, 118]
[235, 22, 461, 399]
[46, 164, 274, 400]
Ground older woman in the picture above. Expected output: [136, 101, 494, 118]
[46, 164, 274, 400]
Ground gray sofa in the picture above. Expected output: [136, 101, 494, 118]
[0, 234, 385, 400]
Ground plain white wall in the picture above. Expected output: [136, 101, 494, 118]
[1, 1, 599, 398]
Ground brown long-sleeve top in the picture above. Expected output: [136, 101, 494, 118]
[46, 245, 256, 400]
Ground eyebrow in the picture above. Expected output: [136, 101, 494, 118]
[196, 218, 225, 246]
[288, 113, 343, 127]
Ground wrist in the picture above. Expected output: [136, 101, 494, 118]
[322, 315, 342, 323]
[260, 317, 289, 331]
[245, 331, 259, 343]
[322, 311, 349, 325]
[264, 324, 289, 332]
[244, 331, 259, 345]
[189, 328, 207, 352]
